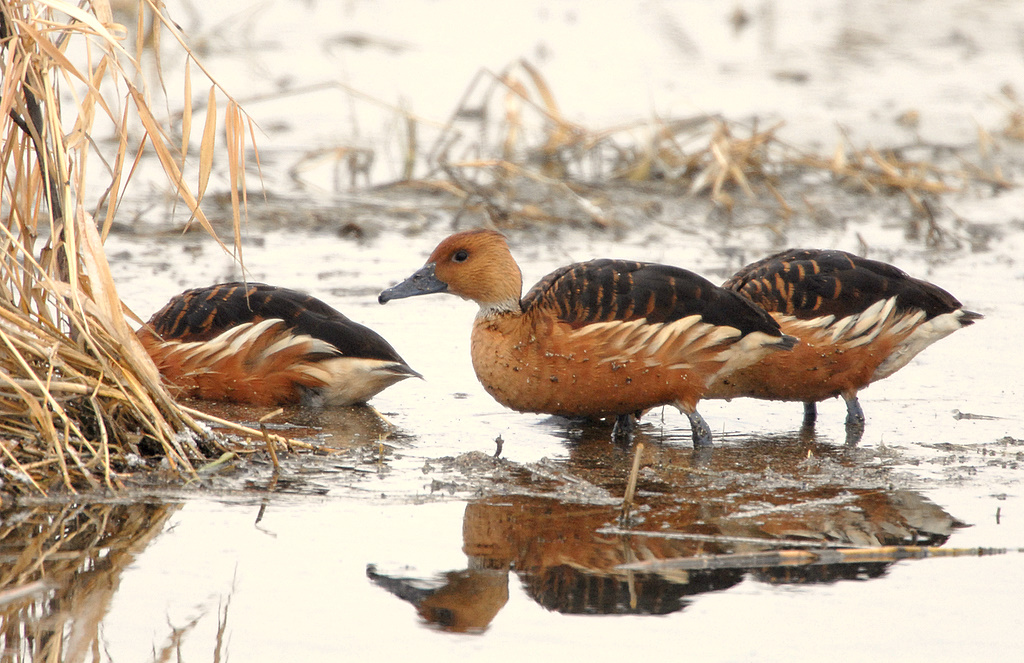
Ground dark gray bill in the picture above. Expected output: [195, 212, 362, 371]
[379, 263, 448, 304]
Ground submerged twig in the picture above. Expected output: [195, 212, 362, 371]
[615, 546, 1014, 573]
[177, 404, 339, 454]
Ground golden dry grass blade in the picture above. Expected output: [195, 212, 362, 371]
[246, 110, 265, 187]
[224, 100, 245, 260]
[518, 59, 562, 123]
[33, 0, 134, 60]
[16, 19, 91, 88]
[517, 59, 580, 156]
[149, 2, 166, 95]
[141, 0, 242, 107]
[127, 85, 227, 251]
[197, 86, 217, 209]
[135, 0, 147, 59]
[89, 0, 114, 25]
[99, 103, 131, 240]
[76, 209, 129, 339]
[501, 75, 527, 159]
[88, 394, 120, 491]
[66, 56, 108, 151]
[182, 58, 193, 169]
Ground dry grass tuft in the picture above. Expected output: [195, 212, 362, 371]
[0, 1, 260, 496]
[378, 59, 1012, 229]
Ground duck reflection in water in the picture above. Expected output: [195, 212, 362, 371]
[366, 479, 963, 632]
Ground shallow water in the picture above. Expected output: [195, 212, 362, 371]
[5, 1, 1024, 661]
[5, 225, 1020, 661]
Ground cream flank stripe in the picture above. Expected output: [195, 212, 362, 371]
[570, 315, 786, 379]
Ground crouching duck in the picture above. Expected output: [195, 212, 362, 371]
[137, 282, 420, 406]
[378, 229, 796, 446]
[705, 248, 982, 433]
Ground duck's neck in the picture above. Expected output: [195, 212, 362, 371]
[476, 299, 522, 319]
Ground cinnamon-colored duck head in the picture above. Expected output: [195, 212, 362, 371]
[379, 230, 523, 315]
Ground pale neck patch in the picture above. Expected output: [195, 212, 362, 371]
[476, 300, 521, 319]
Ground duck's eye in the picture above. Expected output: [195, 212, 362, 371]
[452, 249, 469, 263]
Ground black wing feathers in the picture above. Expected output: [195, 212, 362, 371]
[724, 249, 965, 321]
[146, 282, 404, 362]
[522, 260, 783, 337]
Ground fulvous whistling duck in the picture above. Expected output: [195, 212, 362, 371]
[378, 229, 796, 446]
[137, 282, 420, 406]
[705, 248, 982, 431]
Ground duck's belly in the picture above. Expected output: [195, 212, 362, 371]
[706, 340, 884, 402]
[470, 319, 723, 417]
[705, 318, 906, 402]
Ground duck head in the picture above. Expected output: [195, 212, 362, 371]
[379, 230, 523, 315]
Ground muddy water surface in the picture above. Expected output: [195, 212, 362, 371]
[5, 1, 1024, 661]
[5, 225, 1021, 661]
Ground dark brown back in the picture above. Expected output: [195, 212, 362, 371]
[724, 249, 969, 321]
[145, 282, 406, 362]
[522, 259, 784, 337]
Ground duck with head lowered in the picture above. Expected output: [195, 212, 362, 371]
[379, 229, 796, 446]
[139, 282, 420, 407]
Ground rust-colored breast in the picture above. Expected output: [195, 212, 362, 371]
[723, 248, 964, 321]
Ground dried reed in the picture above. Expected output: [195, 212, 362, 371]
[0, 1, 259, 496]
[394, 60, 1007, 227]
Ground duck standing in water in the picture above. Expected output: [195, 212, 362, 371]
[138, 282, 420, 406]
[705, 248, 982, 434]
[379, 229, 796, 446]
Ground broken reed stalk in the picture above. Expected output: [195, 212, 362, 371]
[619, 442, 644, 526]
[615, 545, 1014, 573]
[0, 1, 259, 496]
[259, 408, 284, 473]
